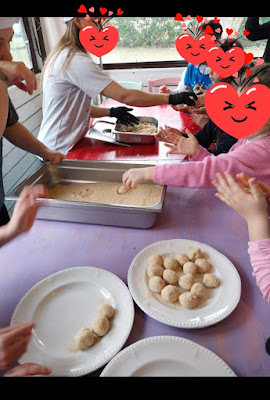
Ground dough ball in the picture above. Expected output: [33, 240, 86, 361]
[149, 254, 164, 266]
[195, 258, 211, 274]
[97, 304, 115, 319]
[178, 273, 194, 290]
[91, 316, 110, 337]
[163, 257, 179, 270]
[163, 269, 178, 285]
[203, 273, 220, 288]
[179, 292, 199, 309]
[188, 248, 203, 262]
[190, 282, 206, 299]
[175, 253, 189, 267]
[74, 327, 95, 350]
[147, 263, 164, 278]
[149, 276, 166, 293]
[117, 185, 129, 195]
[183, 261, 197, 275]
[161, 285, 180, 303]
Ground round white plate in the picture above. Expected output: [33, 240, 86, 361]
[100, 335, 236, 377]
[11, 267, 134, 377]
[127, 239, 241, 329]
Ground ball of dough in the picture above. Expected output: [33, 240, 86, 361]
[163, 257, 179, 270]
[178, 273, 194, 290]
[163, 269, 178, 285]
[179, 292, 199, 309]
[203, 273, 220, 288]
[91, 316, 110, 337]
[97, 304, 115, 319]
[161, 285, 180, 303]
[147, 263, 164, 278]
[183, 261, 197, 275]
[74, 327, 95, 350]
[148, 276, 166, 293]
[175, 253, 189, 267]
[195, 258, 211, 274]
[149, 254, 164, 266]
[190, 282, 206, 299]
[117, 185, 129, 195]
[188, 248, 203, 262]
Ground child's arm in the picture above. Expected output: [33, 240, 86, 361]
[213, 172, 270, 304]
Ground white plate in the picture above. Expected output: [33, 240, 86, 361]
[127, 239, 241, 329]
[100, 335, 236, 377]
[11, 267, 134, 377]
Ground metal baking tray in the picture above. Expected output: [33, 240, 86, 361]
[90, 116, 158, 145]
[6, 160, 166, 229]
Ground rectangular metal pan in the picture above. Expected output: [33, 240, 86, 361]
[90, 116, 158, 145]
[6, 160, 166, 229]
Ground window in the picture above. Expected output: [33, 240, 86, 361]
[10, 19, 33, 69]
[102, 17, 269, 68]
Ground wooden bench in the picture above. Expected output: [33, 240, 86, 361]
[4, 74, 43, 215]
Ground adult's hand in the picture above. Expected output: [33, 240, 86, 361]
[0, 61, 37, 95]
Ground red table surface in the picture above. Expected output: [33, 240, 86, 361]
[67, 101, 201, 162]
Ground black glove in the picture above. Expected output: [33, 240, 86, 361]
[109, 107, 140, 126]
[168, 91, 198, 106]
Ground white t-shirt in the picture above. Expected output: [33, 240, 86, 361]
[38, 49, 113, 154]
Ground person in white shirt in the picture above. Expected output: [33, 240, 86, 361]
[38, 17, 197, 155]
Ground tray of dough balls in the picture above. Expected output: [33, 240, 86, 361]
[10, 267, 135, 377]
[127, 239, 241, 329]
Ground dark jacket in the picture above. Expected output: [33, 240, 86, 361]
[245, 17, 270, 62]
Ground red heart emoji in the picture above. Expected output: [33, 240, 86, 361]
[204, 26, 214, 35]
[117, 8, 124, 15]
[207, 46, 245, 78]
[79, 26, 119, 57]
[213, 16, 220, 24]
[226, 28, 233, 36]
[246, 68, 252, 76]
[77, 4, 87, 13]
[243, 29, 250, 36]
[244, 52, 254, 64]
[175, 13, 184, 21]
[196, 15, 204, 23]
[176, 33, 215, 65]
[100, 7, 107, 15]
[205, 82, 270, 139]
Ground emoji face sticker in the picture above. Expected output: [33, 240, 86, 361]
[79, 25, 119, 57]
[205, 82, 270, 139]
[176, 33, 215, 65]
[207, 46, 245, 78]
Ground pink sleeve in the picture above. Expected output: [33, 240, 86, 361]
[154, 139, 270, 188]
[248, 239, 270, 304]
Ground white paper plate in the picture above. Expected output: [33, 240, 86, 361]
[101, 335, 236, 377]
[128, 239, 241, 329]
[11, 267, 134, 377]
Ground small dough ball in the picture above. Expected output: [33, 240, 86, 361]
[97, 304, 115, 319]
[163, 257, 179, 270]
[195, 258, 211, 274]
[74, 327, 95, 350]
[203, 273, 220, 288]
[149, 276, 166, 293]
[188, 248, 203, 262]
[163, 269, 178, 285]
[117, 185, 129, 195]
[175, 253, 189, 267]
[183, 261, 197, 275]
[91, 316, 110, 337]
[178, 273, 194, 290]
[190, 282, 206, 298]
[147, 263, 164, 278]
[149, 254, 164, 266]
[179, 292, 199, 309]
[161, 285, 180, 303]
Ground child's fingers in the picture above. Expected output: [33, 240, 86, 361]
[248, 178, 265, 200]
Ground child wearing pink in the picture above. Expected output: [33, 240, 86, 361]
[248, 239, 270, 304]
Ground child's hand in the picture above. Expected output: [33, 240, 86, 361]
[122, 167, 155, 189]
[4, 363, 51, 377]
[155, 125, 183, 143]
[164, 128, 200, 157]
[236, 172, 270, 199]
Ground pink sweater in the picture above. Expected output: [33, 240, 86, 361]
[248, 239, 270, 304]
[154, 135, 270, 188]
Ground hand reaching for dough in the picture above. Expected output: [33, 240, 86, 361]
[122, 167, 155, 190]
[155, 125, 183, 143]
[164, 129, 200, 157]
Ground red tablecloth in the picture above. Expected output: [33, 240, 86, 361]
[67, 101, 201, 162]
